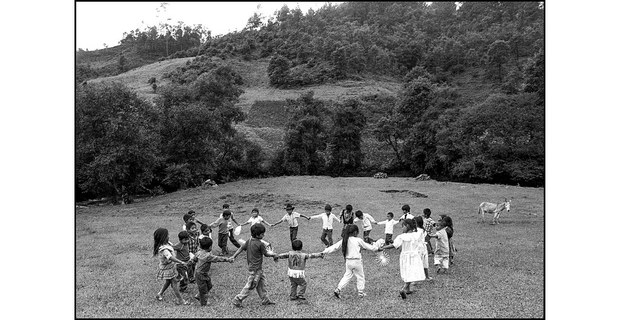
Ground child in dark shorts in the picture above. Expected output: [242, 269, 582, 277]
[187, 237, 233, 306]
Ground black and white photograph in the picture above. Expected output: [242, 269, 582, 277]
[73, 1, 550, 318]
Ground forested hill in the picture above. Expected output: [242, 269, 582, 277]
[76, 2, 545, 203]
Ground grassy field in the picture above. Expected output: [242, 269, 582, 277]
[76, 176, 544, 318]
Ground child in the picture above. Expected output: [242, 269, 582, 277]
[339, 204, 355, 238]
[187, 237, 233, 306]
[231, 223, 278, 307]
[439, 214, 455, 265]
[199, 223, 212, 240]
[308, 204, 341, 247]
[188, 210, 206, 226]
[210, 210, 233, 255]
[274, 239, 324, 301]
[376, 212, 399, 245]
[272, 204, 311, 243]
[186, 221, 200, 282]
[172, 231, 191, 293]
[153, 228, 190, 305]
[221, 204, 241, 249]
[380, 219, 426, 299]
[181, 212, 195, 231]
[353, 210, 377, 244]
[414, 216, 433, 281]
[398, 204, 415, 222]
[323, 224, 381, 298]
[422, 208, 435, 254]
[239, 208, 273, 228]
[428, 219, 450, 274]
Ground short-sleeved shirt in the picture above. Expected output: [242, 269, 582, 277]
[354, 213, 376, 231]
[423, 217, 435, 233]
[340, 210, 355, 225]
[247, 216, 265, 226]
[398, 212, 415, 221]
[213, 217, 229, 234]
[172, 242, 190, 262]
[188, 233, 199, 254]
[220, 212, 235, 230]
[377, 219, 399, 234]
[243, 238, 269, 271]
[434, 228, 449, 256]
[190, 249, 229, 279]
[158, 243, 175, 268]
[276, 251, 322, 278]
[281, 212, 301, 227]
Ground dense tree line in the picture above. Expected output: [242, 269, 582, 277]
[76, 2, 545, 202]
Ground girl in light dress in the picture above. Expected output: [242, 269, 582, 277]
[380, 219, 426, 299]
[153, 228, 190, 305]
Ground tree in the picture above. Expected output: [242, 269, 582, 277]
[76, 82, 161, 203]
[450, 93, 544, 186]
[118, 54, 127, 72]
[487, 40, 511, 82]
[267, 54, 291, 87]
[282, 91, 329, 175]
[523, 49, 544, 102]
[328, 99, 366, 173]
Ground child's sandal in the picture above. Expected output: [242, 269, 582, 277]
[175, 299, 191, 305]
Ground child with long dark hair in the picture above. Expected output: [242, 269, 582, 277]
[323, 224, 381, 298]
[439, 214, 456, 265]
[380, 219, 426, 299]
[339, 204, 355, 238]
[414, 216, 433, 281]
[153, 228, 190, 305]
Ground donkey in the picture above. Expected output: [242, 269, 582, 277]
[478, 199, 511, 224]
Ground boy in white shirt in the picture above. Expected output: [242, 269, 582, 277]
[376, 212, 399, 245]
[309, 204, 341, 247]
[353, 210, 377, 244]
[239, 208, 273, 228]
[272, 204, 311, 244]
[398, 204, 415, 222]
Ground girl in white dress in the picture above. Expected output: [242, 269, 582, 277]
[380, 219, 425, 299]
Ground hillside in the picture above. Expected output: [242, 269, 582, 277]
[87, 56, 403, 158]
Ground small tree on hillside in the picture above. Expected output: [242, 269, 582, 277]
[328, 99, 366, 174]
[267, 54, 291, 87]
[487, 40, 511, 82]
[282, 91, 329, 175]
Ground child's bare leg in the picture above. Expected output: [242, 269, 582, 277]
[170, 278, 183, 302]
[399, 282, 410, 299]
[158, 279, 171, 296]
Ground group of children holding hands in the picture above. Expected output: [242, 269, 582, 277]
[153, 202, 456, 307]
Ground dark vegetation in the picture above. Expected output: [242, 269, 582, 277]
[76, 2, 545, 203]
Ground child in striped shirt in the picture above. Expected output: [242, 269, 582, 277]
[274, 239, 324, 301]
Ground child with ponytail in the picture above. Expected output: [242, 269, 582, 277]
[322, 224, 381, 298]
[153, 228, 190, 305]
